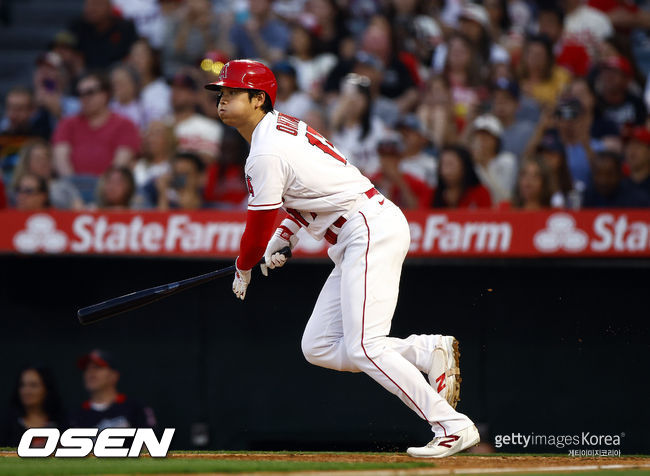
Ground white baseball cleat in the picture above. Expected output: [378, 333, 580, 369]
[428, 335, 461, 409]
[407, 425, 480, 458]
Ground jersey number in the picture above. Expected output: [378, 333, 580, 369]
[306, 126, 347, 165]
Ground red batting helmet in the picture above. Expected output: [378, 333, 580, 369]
[204, 59, 277, 106]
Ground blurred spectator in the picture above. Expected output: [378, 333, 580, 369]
[12, 173, 50, 210]
[537, 5, 590, 77]
[625, 126, 650, 197]
[330, 73, 385, 177]
[157, 152, 205, 209]
[567, 77, 620, 147]
[434, 3, 509, 75]
[432, 145, 492, 208]
[229, 0, 290, 64]
[110, 64, 146, 130]
[49, 31, 86, 95]
[519, 34, 571, 107]
[171, 70, 223, 165]
[203, 131, 248, 209]
[12, 139, 83, 209]
[0, 176, 5, 208]
[68, 0, 137, 70]
[33, 52, 81, 124]
[0, 366, 66, 447]
[161, 0, 232, 77]
[417, 75, 458, 152]
[133, 121, 175, 190]
[96, 166, 136, 209]
[562, 0, 613, 59]
[510, 156, 552, 209]
[112, 0, 166, 48]
[1, 87, 52, 180]
[469, 114, 517, 203]
[490, 78, 536, 158]
[70, 350, 156, 431]
[52, 72, 141, 177]
[594, 56, 647, 128]
[441, 33, 485, 131]
[273, 61, 315, 120]
[356, 17, 418, 111]
[126, 39, 172, 125]
[304, 0, 351, 56]
[583, 151, 650, 207]
[554, 98, 596, 188]
[536, 129, 579, 208]
[287, 23, 337, 96]
[374, 115, 437, 209]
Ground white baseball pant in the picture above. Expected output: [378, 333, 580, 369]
[301, 196, 474, 436]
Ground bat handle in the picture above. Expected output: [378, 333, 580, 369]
[257, 246, 292, 266]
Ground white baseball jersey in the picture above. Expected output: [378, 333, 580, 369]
[245, 111, 373, 240]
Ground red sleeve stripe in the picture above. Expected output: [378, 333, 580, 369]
[286, 208, 309, 227]
[248, 202, 283, 208]
[286, 215, 302, 228]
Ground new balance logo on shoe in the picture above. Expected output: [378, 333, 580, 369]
[435, 373, 446, 393]
[438, 435, 460, 448]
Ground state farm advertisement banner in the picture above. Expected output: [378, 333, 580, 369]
[1, 209, 650, 258]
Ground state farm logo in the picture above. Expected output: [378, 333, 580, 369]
[534, 213, 588, 252]
[13, 214, 68, 253]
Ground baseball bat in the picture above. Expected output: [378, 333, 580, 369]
[77, 247, 292, 325]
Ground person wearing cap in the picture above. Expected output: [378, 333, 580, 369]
[625, 126, 650, 197]
[70, 350, 157, 431]
[490, 78, 536, 158]
[469, 114, 517, 203]
[273, 61, 315, 121]
[33, 51, 81, 122]
[374, 115, 437, 209]
[433, 3, 509, 74]
[49, 30, 85, 94]
[536, 128, 578, 208]
[171, 69, 223, 165]
[52, 71, 141, 177]
[595, 56, 647, 129]
[583, 151, 650, 207]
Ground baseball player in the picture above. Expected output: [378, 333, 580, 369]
[205, 60, 479, 457]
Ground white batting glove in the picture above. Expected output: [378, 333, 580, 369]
[261, 218, 300, 277]
[232, 262, 251, 300]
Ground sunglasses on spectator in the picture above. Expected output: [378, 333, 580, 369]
[78, 87, 103, 97]
[16, 187, 42, 195]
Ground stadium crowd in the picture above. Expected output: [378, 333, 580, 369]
[1, 0, 650, 211]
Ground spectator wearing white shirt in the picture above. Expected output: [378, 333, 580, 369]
[562, 0, 613, 59]
[109, 64, 147, 131]
[469, 114, 517, 204]
[170, 70, 223, 166]
[126, 38, 172, 127]
[272, 61, 315, 121]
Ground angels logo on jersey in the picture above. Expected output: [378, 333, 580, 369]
[246, 174, 255, 197]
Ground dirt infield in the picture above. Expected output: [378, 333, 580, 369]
[170, 452, 650, 471]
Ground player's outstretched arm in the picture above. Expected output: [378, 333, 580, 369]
[232, 208, 279, 300]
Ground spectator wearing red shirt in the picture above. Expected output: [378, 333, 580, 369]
[52, 72, 140, 177]
[432, 145, 492, 208]
[374, 115, 437, 209]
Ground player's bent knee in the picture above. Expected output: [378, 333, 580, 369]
[345, 337, 385, 366]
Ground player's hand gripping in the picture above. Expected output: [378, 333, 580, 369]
[232, 262, 251, 300]
[261, 218, 300, 276]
